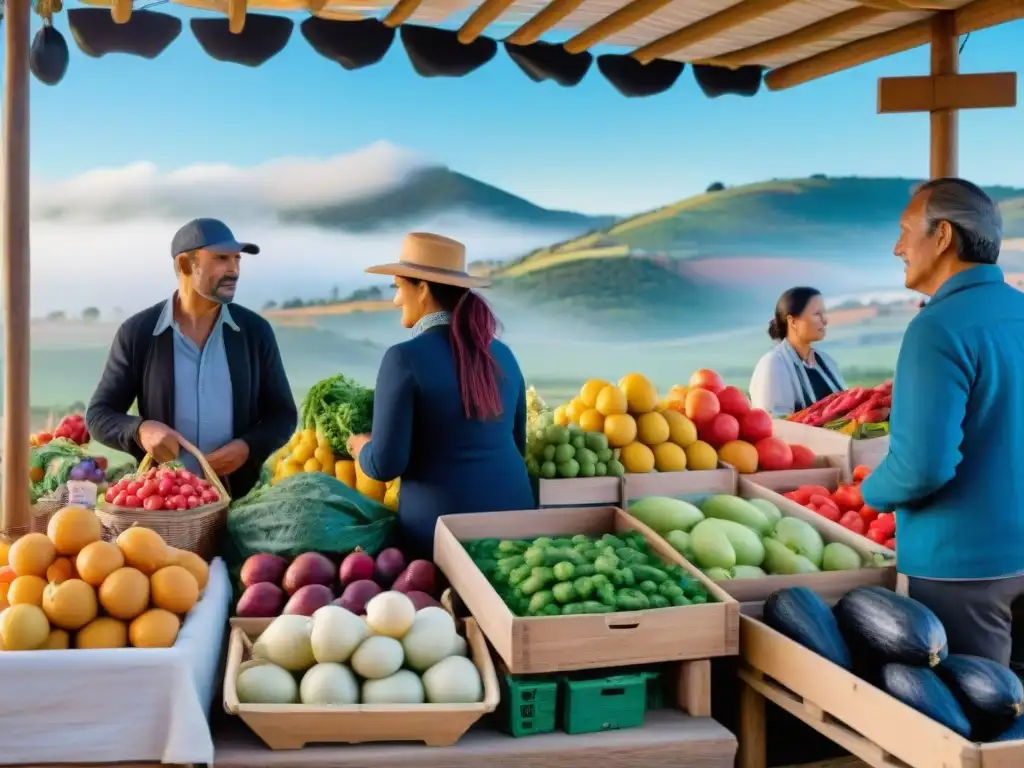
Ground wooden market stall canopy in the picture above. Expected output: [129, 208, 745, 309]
[1, 0, 1021, 533]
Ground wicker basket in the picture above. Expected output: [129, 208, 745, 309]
[95, 438, 231, 560]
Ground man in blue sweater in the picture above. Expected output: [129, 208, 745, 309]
[861, 178, 1024, 666]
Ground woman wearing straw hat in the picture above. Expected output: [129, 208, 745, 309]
[346, 233, 535, 558]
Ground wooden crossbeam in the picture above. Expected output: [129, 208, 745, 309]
[877, 72, 1017, 113]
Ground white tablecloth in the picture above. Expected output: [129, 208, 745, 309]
[0, 556, 231, 765]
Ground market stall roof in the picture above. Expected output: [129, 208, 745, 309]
[34, 0, 1024, 99]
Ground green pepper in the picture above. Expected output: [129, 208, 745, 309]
[671, 594, 693, 607]
[498, 540, 527, 555]
[532, 536, 552, 548]
[571, 534, 590, 545]
[542, 603, 561, 616]
[658, 581, 684, 598]
[562, 602, 588, 615]
[574, 563, 596, 577]
[523, 547, 546, 567]
[581, 547, 602, 561]
[618, 568, 636, 587]
[551, 537, 574, 549]
[591, 573, 610, 588]
[638, 580, 659, 595]
[596, 582, 617, 606]
[581, 600, 614, 613]
[531, 566, 556, 584]
[475, 558, 498, 576]
[616, 588, 651, 611]
[602, 533, 627, 549]
[691, 594, 708, 604]
[491, 569, 509, 585]
[519, 574, 547, 596]
[609, 569, 624, 587]
[649, 594, 670, 608]
[509, 564, 532, 586]
[630, 564, 669, 584]
[553, 562, 575, 581]
[616, 547, 649, 565]
[528, 590, 555, 615]
[594, 553, 620, 574]
[574, 576, 595, 600]
[545, 547, 586, 566]
[497, 555, 525, 573]
[552, 582, 578, 604]
[680, 578, 706, 598]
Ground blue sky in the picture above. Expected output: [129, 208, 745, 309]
[24, 13, 1024, 214]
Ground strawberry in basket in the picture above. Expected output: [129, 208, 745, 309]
[104, 463, 222, 511]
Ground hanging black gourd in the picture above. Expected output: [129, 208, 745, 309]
[30, 23, 70, 85]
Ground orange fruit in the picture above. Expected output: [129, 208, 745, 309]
[595, 385, 628, 417]
[168, 549, 209, 593]
[0, 537, 11, 567]
[46, 557, 77, 584]
[76, 617, 128, 649]
[685, 440, 719, 471]
[662, 410, 698, 448]
[150, 565, 200, 615]
[42, 579, 98, 630]
[603, 413, 637, 448]
[76, 541, 125, 586]
[618, 373, 658, 414]
[717, 440, 759, 474]
[578, 408, 605, 433]
[8, 575, 47, 607]
[636, 411, 670, 446]
[98, 567, 150, 621]
[129, 609, 181, 649]
[116, 527, 169, 576]
[0, 604, 50, 650]
[40, 628, 71, 650]
[619, 442, 655, 474]
[579, 380, 610, 409]
[47, 506, 103, 556]
[8, 533, 56, 578]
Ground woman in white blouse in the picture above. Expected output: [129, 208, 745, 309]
[749, 287, 846, 417]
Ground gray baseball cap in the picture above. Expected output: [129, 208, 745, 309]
[171, 218, 259, 257]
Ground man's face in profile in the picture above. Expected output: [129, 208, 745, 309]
[191, 248, 240, 304]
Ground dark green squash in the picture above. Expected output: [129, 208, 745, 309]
[937, 655, 1024, 740]
[763, 587, 852, 669]
[881, 663, 970, 737]
[835, 586, 947, 666]
[992, 715, 1024, 742]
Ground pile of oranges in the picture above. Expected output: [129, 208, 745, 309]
[0, 507, 209, 651]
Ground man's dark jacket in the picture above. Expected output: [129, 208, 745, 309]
[86, 301, 297, 498]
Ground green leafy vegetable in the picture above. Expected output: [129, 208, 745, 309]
[299, 374, 374, 457]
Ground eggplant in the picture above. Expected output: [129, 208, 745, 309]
[763, 587, 852, 669]
[834, 586, 947, 667]
[881, 663, 971, 737]
[992, 715, 1024, 742]
[937, 655, 1024, 740]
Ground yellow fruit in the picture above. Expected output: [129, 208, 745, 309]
[662, 410, 698, 448]
[76, 617, 128, 649]
[129, 608, 181, 649]
[47, 506, 103, 556]
[301, 428, 317, 443]
[292, 441, 315, 464]
[42, 579, 98, 630]
[150, 565, 200, 615]
[76, 541, 125, 587]
[169, 549, 210, 593]
[314, 446, 335, 468]
[718, 440, 759, 474]
[288, 432, 302, 448]
[282, 459, 303, 478]
[595, 385, 628, 417]
[41, 628, 71, 649]
[565, 398, 586, 424]
[578, 408, 605, 433]
[8, 532, 56, 578]
[636, 411, 670, 446]
[579, 379, 610, 409]
[653, 442, 688, 472]
[0, 538, 11, 567]
[0, 604, 50, 650]
[99, 567, 151, 621]
[603, 413, 638, 448]
[334, 459, 357, 488]
[8, 575, 47, 606]
[46, 557, 77, 584]
[355, 460, 387, 502]
[553, 405, 569, 426]
[618, 373, 659, 414]
[303, 458, 321, 473]
[620, 442, 656, 474]
[685, 440, 719, 471]
[116, 526, 170, 576]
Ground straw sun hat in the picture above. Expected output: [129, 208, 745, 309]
[365, 232, 491, 289]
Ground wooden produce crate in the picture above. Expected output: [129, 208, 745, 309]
[537, 466, 735, 508]
[222, 618, 500, 749]
[771, 420, 853, 479]
[434, 506, 739, 674]
[736, 615, 1024, 768]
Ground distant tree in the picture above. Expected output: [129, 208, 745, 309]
[810, 173, 828, 180]
[46, 310, 65, 321]
[706, 182, 725, 193]
[329, 285, 340, 303]
[281, 298, 305, 309]
[263, 300, 278, 310]
[81, 307, 100, 322]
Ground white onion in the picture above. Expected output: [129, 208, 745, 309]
[310, 605, 369, 664]
[402, 612, 457, 672]
[299, 663, 360, 705]
[362, 670, 425, 705]
[350, 635, 404, 679]
[252, 615, 315, 671]
[365, 592, 416, 639]
[236, 660, 298, 704]
[422, 655, 483, 704]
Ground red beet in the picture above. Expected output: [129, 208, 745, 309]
[404, 590, 443, 611]
[336, 579, 382, 615]
[392, 560, 437, 597]
[339, 551, 375, 587]
[374, 547, 407, 588]
[240, 553, 288, 588]
[236, 582, 286, 617]
[282, 552, 335, 595]
[283, 584, 335, 616]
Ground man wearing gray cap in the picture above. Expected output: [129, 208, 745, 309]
[87, 218, 297, 499]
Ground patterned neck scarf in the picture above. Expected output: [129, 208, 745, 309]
[412, 311, 452, 337]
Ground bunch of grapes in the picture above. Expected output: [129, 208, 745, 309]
[68, 457, 106, 484]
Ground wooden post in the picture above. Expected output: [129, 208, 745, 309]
[2, 0, 32, 535]
[929, 13, 958, 179]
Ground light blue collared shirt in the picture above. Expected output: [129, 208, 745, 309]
[153, 295, 236, 475]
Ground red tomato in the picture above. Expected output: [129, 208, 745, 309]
[37, 431, 53, 443]
[146, 467, 159, 479]
[873, 513, 896, 537]
[179, 484, 196, 497]
[113, 492, 128, 506]
[839, 511, 866, 534]
[852, 465, 873, 483]
[198, 479, 211, 490]
[858, 504, 880, 523]
[136, 481, 157, 500]
[200, 490, 217, 504]
[143, 495, 165, 511]
[171, 495, 187, 509]
[186, 495, 200, 509]
[171, 484, 182, 495]
[787, 488, 809, 504]
[177, 469, 194, 482]
[831, 484, 862, 511]
[54, 426, 70, 438]
[157, 479, 174, 496]
[884, 537, 896, 549]
[104, 488, 116, 503]
[126, 481, 142, 495]
[866, 528, 888, 544]
[124, 494, 141, 508]
[158, 469, 176, 481]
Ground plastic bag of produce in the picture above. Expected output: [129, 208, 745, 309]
[224, 472, 395, 568]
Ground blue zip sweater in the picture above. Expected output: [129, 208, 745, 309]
[861, 265, 1024, 579]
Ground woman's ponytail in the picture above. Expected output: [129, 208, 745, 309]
[450, 291, 502, 420]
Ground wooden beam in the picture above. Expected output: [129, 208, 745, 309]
[382, 0, 422, 27]
[697, 6, 885, 69]
[505, 0, 585, 46]
[227, 0, 246, 33]
[562, 0, 676, 54]
[458, 0, 518, 43]
[857, 0, 962, 9]
[765, 0, 1024, 91]
[631, 0, 797, 64]
[2, 0, 31, 535]
[878, 71, 1017, 112]
[929, 13, 958, 178]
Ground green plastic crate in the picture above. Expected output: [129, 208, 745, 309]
[559, 671, 647, 735]
[498, 672, 558, 737]
[642, 669, 664, 710]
